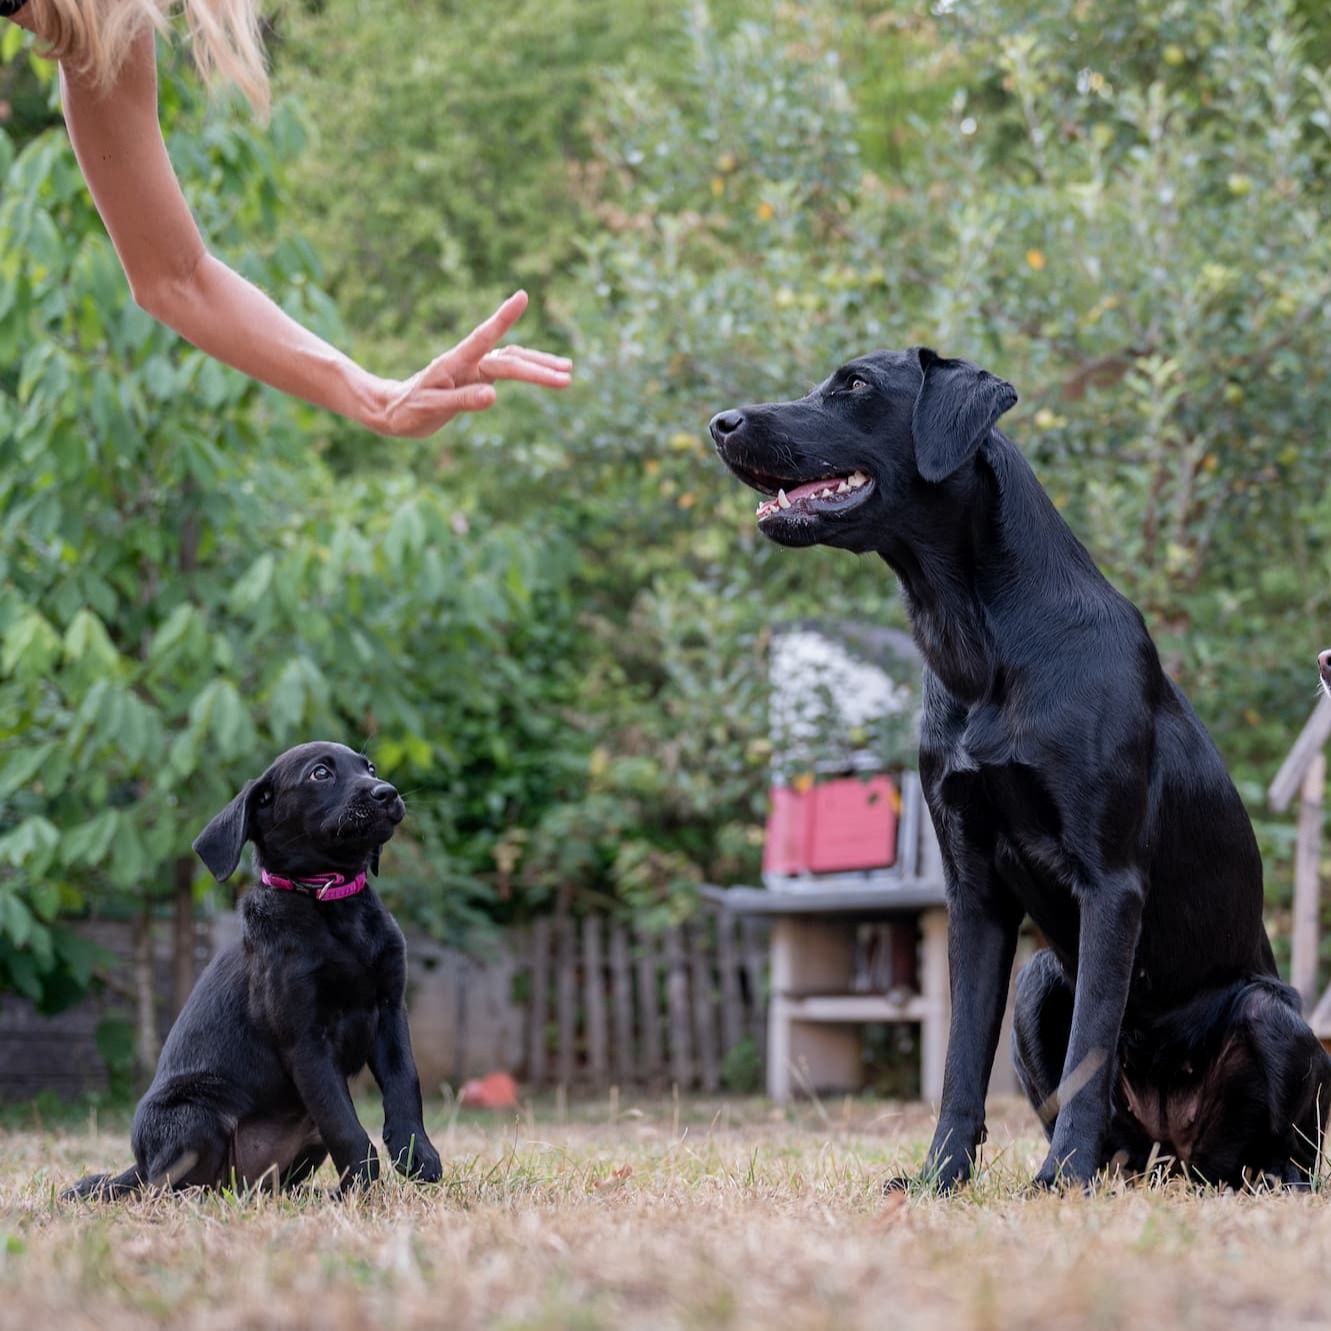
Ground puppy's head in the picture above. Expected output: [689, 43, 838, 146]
[192, 742, 404, 882]
[708, 347, 1017, 552]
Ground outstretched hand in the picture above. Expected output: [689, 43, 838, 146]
[371, 291, 572, 438]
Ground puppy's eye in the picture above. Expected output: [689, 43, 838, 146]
[367, 763, 376, 777]
[848, 377, 869, 391]
[310, 764, 332, 781]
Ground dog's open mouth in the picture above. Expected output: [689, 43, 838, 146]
[725, 463, 874, 524]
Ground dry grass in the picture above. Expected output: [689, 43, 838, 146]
[2, 1094, 1331, 1330]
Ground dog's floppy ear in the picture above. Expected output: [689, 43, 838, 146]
[193, 779, 260, 882]
[911, 347, 1018, 483]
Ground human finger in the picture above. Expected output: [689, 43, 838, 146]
[490, 345, 573, 371]
[478, 354, 573, 388]
[445, 290, 529, 368]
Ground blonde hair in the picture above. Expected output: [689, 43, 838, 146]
[30, 0, 269, 113]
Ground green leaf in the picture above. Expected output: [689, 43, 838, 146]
[0, 816, 59, 869]
[230, 553, 276, 612]
[64, 809, 120, 866]
[0, 892, 35, 948]
[0, 742, 56, 799]
[1, 610, 62, 679]
[63, 608, 122, 672]
[268, 656, 308, 738]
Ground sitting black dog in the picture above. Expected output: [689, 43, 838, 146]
[66, 741, 442, 1198]
[712, 349, 1331, 1190]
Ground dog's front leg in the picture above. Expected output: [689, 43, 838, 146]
[899, 888, 1021, 1192]
[288, 1041, 380, 1191]
[1034, 870, 1144, 1189]
[369, 1002, 442, 1183]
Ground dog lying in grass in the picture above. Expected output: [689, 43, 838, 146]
[713, 349, 1331, 1191]
[66, 742, 441, 1199]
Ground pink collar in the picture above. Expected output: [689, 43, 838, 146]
[260, 868, 367, 902]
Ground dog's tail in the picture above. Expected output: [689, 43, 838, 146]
[62, 1165, 145, 1202]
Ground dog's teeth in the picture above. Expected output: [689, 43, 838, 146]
[820, 487, 833, 498]
[777, 489, 792, 509]
[837, 480, 851, 494]
[849, 471, 867, 488]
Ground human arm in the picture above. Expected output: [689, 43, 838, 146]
[41, 24, 571, 437]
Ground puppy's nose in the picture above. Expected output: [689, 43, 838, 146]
[370, 781, 399, 804]
[1319, 649, 1331, 679]
[709, 409, 744, 444]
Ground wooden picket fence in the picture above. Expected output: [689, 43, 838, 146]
[2, 908, 773, 1102]
[525, 911, 770, 1092]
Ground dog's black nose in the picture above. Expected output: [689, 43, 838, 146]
[1319, 649, 1331, 679]
[370, 782, 399, 804]
[709, 409, 744, 444]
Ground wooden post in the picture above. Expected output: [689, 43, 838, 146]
[634, 926, 664, 1084]
[132, 900, 160, 1086]
[919, 907, 950, 1104]
[608, 923, 635, 1086]
[740, 917, 768, 1048]
[716, 911, 744, 1057]
[527, 918, 550, 1086]
[172, 856, 196, 1018]
[689, 922, 720, 1092]
[766, 917, 859, 1102]
[582, 916, 608, 1088]
[556, 913, 577, 1091]
[663, 925, 694, 1089]
[1292, 752, 1326, 1011]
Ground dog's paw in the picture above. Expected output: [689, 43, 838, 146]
[1030, 1151, 1095, 1193]
[385, 1127, 442, 1183]
[337, 1147, 381, 1195]
[61, 1173, 110, 1202]
[410, 1144, 443, 1185]
[882, 1163, 968, 1197]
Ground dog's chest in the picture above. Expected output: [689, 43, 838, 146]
[936, 748, 1081, 943]
[297, 915, 392, 1072]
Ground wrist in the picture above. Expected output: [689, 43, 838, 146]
[345, 365, 395, 435]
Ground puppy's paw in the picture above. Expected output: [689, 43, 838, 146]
[61, 1173, 110, 1202]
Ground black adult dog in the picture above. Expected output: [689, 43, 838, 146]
[711, 349, 1331, 1190]
[66, 742, 442, 1199]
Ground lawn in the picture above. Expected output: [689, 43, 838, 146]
[2, 1094, 1330, 1330]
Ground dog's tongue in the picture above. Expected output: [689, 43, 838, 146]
[785, 476, 846, 502]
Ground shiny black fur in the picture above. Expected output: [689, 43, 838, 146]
[712, 348, 1331, 1190]
[65, 742, 441, 1200]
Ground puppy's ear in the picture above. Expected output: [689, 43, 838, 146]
[192, 780, 260, 882]
[911, 347, 1018, 483]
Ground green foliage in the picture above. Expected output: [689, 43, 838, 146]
[0, 40, 585, 1004]
[6, 0, 1331, 1016]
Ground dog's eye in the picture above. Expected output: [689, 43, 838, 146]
[367, 763, 376, 777]
[848, 377, 869, 391]
[310, 764, 332, 781]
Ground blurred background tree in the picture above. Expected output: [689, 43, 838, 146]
[3, 0, 1331, 1048]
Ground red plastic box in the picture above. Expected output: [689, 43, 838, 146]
[762, 775, 899, 877]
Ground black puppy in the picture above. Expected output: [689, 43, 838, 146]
[712, 349, 1331, 1190]
[66, 741, 442, 1198]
